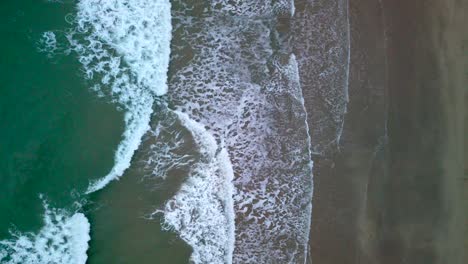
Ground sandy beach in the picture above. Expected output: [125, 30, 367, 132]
[304, 0, 468, 263]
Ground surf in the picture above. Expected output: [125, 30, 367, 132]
[168, 1, 314, 261]
[0, 202, 90, 264]
[66, 0, 172, 193]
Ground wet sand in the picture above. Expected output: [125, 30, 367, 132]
[305, 0, 467, 263]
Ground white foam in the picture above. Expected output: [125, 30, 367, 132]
[216, 148, 236, 264]
[158, 110, 235, 264]
[227, 55, 313, 263]
[168, 7, 314, 261]
[0, 204, 90, 264]
[65, 0, 172, 192]
[210, 0, 294, 17]
[74, 0, 172, 96]
[142, 112, 194, 180]
[38, 31, 57, 57]
[175, 111, 218, 159]
[290, 0, 296, 17]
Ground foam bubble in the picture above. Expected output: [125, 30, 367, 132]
[158, 111, 235, 264]
[64, 0, 172, 192]
[0, 204, 90, 264]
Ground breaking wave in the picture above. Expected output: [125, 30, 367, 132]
[65, 0, 172, 192]
[0, 203, 90, 264]
[156, 110, 236, 264]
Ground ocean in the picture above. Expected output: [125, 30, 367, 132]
[0, 0, 349, 263]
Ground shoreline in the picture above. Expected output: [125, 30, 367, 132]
[305, 0, 467, 263]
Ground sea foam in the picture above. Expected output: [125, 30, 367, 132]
[158, 110, 236, 264]
[38, 31, 57, 57]
[169, 2, 313, 261]
[0, 204, 90, 264]
[66, 0, 172, 192]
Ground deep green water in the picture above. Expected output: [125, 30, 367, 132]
[0, 0, 122, 247]
[0, 1, 190, 263]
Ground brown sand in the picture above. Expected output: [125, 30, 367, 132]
[306, 0, 468, 263]
[304, 0, 387, 262]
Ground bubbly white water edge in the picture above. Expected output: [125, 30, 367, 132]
[158, 110, 236, 264]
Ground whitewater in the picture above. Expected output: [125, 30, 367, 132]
[166, 1, 315, 262]
[157, 110, 236, 264]
[69, 0, 173, 193]
[0, 203, 90, 264]
[0, 0, 356, 262]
